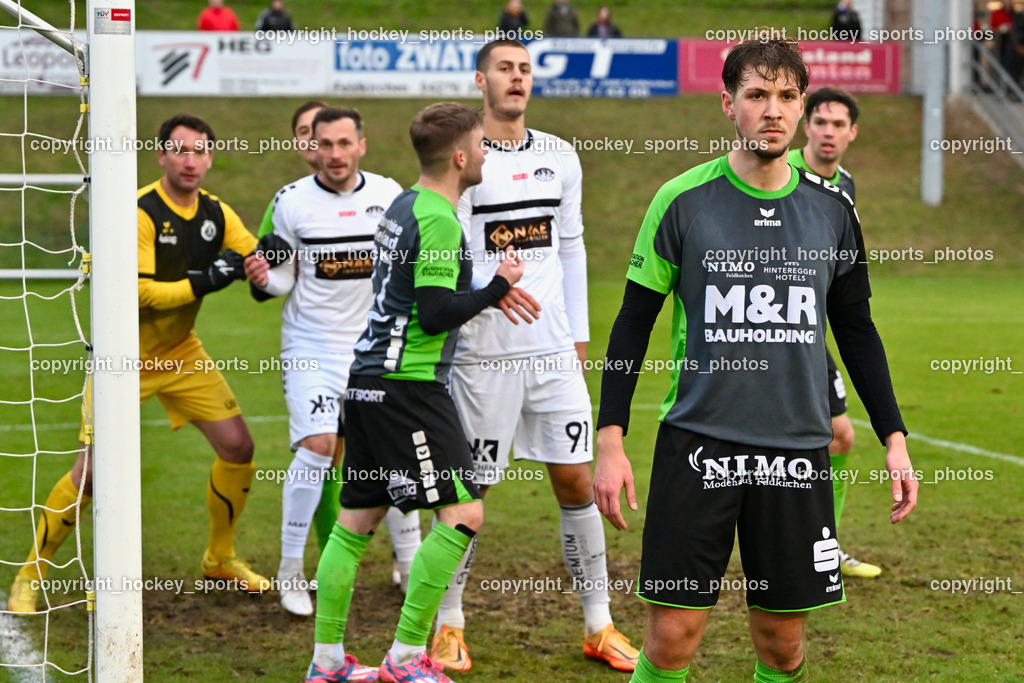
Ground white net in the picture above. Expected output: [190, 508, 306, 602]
[0, 1, 94, 680]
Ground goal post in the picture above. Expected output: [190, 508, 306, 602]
[84, 1, 143, 680]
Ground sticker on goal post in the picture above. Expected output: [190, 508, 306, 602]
[94, 8, 132, 35]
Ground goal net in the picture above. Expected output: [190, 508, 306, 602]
[0, 1, 141, 680]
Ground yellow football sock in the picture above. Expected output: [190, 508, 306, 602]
[206, 458, 254, 560]
[20, 472, 90, 581]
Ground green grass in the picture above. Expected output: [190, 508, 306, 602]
[1, 274, 1022, 681]
[16, 1, 838, 41]
[1, 11, 1024, 679]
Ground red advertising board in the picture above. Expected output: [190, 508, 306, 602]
[678, 40, 900, 94]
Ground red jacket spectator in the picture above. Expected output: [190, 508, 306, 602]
[197, 0, 240, 31]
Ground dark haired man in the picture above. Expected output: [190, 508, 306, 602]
[788, 87, 880, 579]
[246, 107, 424, 616]
[8, 113, 267, 614]
[304, 102, 526, 683]
[427, 38, 639, 674]
[594, 40, 917, 682]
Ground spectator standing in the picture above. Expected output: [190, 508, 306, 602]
[544, 0, 579, 36]
[831, 0, 861, 42]
[197, 0, 240, 31]
[256, 0, 294, 32]
[586, 6, 621, 38]
[498, 0, 530, 38]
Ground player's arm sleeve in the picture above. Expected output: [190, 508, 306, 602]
[596, 280, 666, 435]
[829, 298, 907, 445]
[137, 207, 196, 309]
[414, 211, 509, 335]
[416, 279, 511, 336]
[558, 147, 589, 342]
[219, 202, 258, 256]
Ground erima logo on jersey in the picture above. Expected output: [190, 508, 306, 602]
[200, 219, 217, 241]
[754, 207, 781, 227]
[534, 167, 556, 181]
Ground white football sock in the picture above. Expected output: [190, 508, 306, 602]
[560, 500, 612, 635]
[388, 639, 425, 666]
[434, 534, 476, 630]
[282, 447, 331, 559]
[385, 507, 422, 565]
[313, 641, 346, 670]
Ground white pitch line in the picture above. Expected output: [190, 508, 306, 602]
[0, 591, 44, 683]
[847, 418, 1024, 467]
[4, 411, 1020, 468]
[628, 405, 1023, 468]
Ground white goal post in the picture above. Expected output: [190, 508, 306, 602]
[0, 1, 143, 679]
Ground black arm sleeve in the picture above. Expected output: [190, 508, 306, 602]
[415, 276, 511, 336]
[596, 280, 667, 435]
[828, 297, 907, 445]
[249, 281, 274, 302]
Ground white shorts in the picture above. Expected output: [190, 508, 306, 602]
[450, 350, 593, 486]
[282, 352, 352, 449]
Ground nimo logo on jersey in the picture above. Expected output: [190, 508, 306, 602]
[689, 447, 815, 489]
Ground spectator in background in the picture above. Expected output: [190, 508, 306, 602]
[545, 0, 579, 36]
[586, 6, 622, 38]
[498, 0, 529, 38]
[197, 0, 239, 31]
[831, 0, 861, 42]
[256, 0, 294, 32]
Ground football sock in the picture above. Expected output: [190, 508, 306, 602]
[19, 472, 89, 581]
[560, 500, 613, 634]
[387, 639, 426, 667]
[312, 642, 347, 672]
[754, 659, 808, 682]
[206, 458, 254, 560]
[282, 447, 331, 559]
[313, 523, 371, 646]
[314, 468, 341, 554]
[395, 522, 474, 647]
[630, 649, 688, 682]
[385, 506, 423, 566]
[435, 534, 476, 630]
[830, 453, 850, 527]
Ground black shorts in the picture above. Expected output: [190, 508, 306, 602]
[339, 374, 481, 514]
[638, 424, 844, 611]
[826, 349, 848, 417]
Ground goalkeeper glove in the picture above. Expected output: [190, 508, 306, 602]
[255, 233, 294, 267]
[189, 249, 245, 297]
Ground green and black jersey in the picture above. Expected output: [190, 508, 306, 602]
[788, 148, 855, 202]
[627, 155, 870, 449]
[351, 185, 473, 383]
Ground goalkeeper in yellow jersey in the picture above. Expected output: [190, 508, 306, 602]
[8, 114, 271, 613]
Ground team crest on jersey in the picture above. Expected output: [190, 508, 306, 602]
[534, 167, 556, 182]
[313, 249, 375, 280]
[365, 205, 385, 218]
[200, 219, 217, 241]
[484, 215, 553, 253]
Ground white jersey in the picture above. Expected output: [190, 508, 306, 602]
[262, 171, 402, 354]
[455, 129, 589, 363]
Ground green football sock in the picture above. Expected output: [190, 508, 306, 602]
[314, 469, 342, 555]
[754, 659, 808, 682]
[394, 522, 473, 646]
[313, 522, 370, 644]
[630, 649, 688, 682]
[831, 453, 850, 527]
